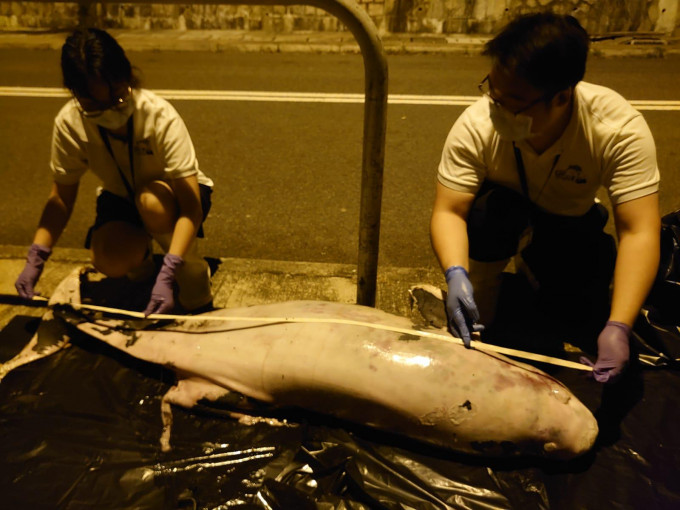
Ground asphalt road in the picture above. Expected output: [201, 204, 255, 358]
[1, 49, 679, 270]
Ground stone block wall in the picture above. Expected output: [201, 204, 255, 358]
[102, 3, 345, 31]
[0, 0, 678, 35]
[400, 0, 679, 35]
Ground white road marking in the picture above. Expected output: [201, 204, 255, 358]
[1, 86, 680, 110]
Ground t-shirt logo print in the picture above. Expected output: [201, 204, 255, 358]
[555, 164, 586, 184]
[134, 138, 154, 155]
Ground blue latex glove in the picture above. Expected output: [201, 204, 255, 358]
[15, 243, 52, 299]
[445, 265, 484, 347]
[580, 321, 631, 383]
[144, 253, 183, 317]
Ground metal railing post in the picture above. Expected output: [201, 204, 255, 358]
[47, 0, 388, 307]
[299, 0, 388, 307]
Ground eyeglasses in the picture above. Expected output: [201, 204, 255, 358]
[75, 86, 132, 118]
[478, 75, 548, 115]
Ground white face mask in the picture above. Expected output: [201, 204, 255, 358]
[88, 100, 135, 130]
[488, 97, 533, 142]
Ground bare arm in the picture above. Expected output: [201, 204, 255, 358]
[610, 192, 661, 326]
[167, 175, 203, 257]
[33, 182, 79, 248]
[430, 181, 475, 271]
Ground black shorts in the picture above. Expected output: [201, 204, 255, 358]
[467, 181, 612, 267]
[84, 184, 213, 249]
[467, 182, 617, 341]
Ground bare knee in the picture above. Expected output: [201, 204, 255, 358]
[92, 252, 133, 278]
[90, 222, 149, 278]
[136, 181, 177, 234]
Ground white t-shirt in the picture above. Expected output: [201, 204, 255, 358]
[50, 88, 213, 199]
[438, 81, 659, 216]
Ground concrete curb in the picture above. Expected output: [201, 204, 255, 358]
[0, 244, 444, 331]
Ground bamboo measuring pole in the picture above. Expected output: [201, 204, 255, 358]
[33, 296, 593, 372]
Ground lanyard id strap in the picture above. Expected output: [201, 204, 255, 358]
[98, 115, 135, 201]
[512, 142, 530, 198]
[512, 142, 560, 202]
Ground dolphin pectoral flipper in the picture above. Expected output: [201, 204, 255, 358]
[409, 284, 448, 328]
[159, 378, 241, 451]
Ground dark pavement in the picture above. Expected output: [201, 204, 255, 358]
[0, 28, 678, 327]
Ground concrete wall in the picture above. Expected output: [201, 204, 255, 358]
[1, 0, 678, 35]
[401, 0, 680, 35]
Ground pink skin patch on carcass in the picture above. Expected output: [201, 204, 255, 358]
[515, 370, 571, 404]
[493, 372, 517, 392]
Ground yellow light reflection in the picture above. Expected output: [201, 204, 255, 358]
[364, 343, 432, 368]
[391, 353, 432, 367]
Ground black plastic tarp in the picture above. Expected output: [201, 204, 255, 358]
[1, 307, 679, 510]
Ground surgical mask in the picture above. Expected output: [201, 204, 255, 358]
[88, 100, 135, 130]
[488, 98, 533, 142]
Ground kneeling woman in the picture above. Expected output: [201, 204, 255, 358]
[15, 28, 214, 315]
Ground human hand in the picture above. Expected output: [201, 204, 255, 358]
[15, 243, 52, 299]
[143, 254, 184, 317]
[580, 321, 631, 383]
[445, 266, 484, 347]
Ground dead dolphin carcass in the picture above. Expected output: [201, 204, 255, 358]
[5, 269, 598, 459]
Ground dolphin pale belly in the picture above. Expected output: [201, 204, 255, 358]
[4, 269, 598, 458]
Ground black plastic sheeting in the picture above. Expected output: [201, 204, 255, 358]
[636, 209, 680, 368]
[1, 304, 679, 510]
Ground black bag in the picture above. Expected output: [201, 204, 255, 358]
[634, 209, 680, 367]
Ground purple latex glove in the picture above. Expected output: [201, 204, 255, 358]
[445, 265, 484, 348]
[143, 253, 184, 317]
[580, 321, 631, 383]
[15, 243, 52, 299]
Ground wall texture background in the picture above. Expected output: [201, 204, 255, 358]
[0, 0, 678, 35]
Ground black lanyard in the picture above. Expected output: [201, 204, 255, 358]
[512, 142, 530, 198]
[512, 142, 560, 201]
[98, 115, 135, 201]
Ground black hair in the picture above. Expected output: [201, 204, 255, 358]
[483, 12, 590, 96]
[61, 27, 139, 98]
